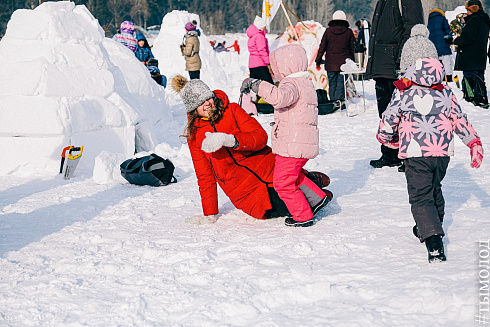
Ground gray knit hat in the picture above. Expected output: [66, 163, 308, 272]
[171, 75, 214, 112]
[399, 24, 438, 73]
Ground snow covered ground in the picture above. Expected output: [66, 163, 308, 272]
[1, 3, 490, 326]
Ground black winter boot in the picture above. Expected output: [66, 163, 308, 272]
[369, 156, 402, 168]
[425, 235, 446, 263]
[285, 217, 315, 227]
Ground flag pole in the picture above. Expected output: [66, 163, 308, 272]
[281, 2, 308, 30]
[280, 2, 302, 46]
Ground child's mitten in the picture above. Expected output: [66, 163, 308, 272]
[240, 78, 262, 94]
[469, 139, 484, 168]
[186, 214, 218, 225]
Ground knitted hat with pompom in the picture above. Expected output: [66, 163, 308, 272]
[171, 75, 214, 112]
[399, 24, 438, 72]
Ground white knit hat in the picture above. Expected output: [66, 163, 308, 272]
[253, 15, 266, 30]
[400, 24, 438, 72]
[332, 10, 346, 21]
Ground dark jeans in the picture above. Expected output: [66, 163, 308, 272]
[189, 70, 200, 80]
[405, 157, 450, 241]
[327, 71, 345, 101]
[375, 78, 399, 161]
[250, 66, 274, 84]
[462, 70, 488, 105]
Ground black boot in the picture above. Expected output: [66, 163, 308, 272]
[425, 235, 446, 263]
[369, 155, 402, 168]
[285, 217, 315, 227]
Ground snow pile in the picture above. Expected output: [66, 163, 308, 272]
[152, 11, 232, 94]
[0, 1, 172, 176]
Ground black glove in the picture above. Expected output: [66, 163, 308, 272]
[240, 78, 262, 94]
[444, 34, 454, 45]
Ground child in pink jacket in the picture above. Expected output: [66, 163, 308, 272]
[241, 44, 333, 227]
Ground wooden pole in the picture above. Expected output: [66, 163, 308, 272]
[280, 2, 301, 46]
[281, 2, 308, 30]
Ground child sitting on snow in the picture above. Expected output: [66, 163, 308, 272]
[376, 25, 484, 262]
[240, 44, 333, 227]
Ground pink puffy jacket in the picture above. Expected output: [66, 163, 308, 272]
[246, 25, 270, 68]
[258, 44, 319, 159]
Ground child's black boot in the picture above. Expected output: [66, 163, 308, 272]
[425, 235, 446, 263]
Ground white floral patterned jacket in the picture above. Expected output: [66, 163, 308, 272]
[377, 57, 480, 159]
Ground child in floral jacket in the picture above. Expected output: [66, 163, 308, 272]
[377, 55, 484, 262]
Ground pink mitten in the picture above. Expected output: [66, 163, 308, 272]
[469, 139, 484, 168]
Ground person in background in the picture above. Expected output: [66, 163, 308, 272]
[171, 75, 330, 225]
[227, 40, 241, 54]
[447, 0, 490, 108]
[366, 0, 425, 172]
[246, 16, 274, 85]
[181, 21, 201, 80]
[113, 21, 137, 52]
[315, 10, 355, 109]
[376, 24, 483, 263]
[241, 44, 333, 227]
[428, 9, 454, 83]
[134, 33, 154, 65]
[147, 58, 167, 88]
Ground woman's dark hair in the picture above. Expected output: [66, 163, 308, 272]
[182, 95, 224, 141]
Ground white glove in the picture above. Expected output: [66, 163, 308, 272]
[185, 214, 218, 225]
[201, 132, 237, 153]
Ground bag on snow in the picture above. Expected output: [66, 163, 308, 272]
[120, 154, 177, 187]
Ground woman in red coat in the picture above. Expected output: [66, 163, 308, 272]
[171, 75, 330, 225]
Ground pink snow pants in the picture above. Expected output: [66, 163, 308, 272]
[274, 155, 326, 222]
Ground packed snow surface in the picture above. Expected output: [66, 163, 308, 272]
[0, 3, 489, 326]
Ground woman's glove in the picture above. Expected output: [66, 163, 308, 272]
[201, 132, 237, 153]
[186, 214, 218, 225]
[240, 78, 262, 94]
[469, 139, 484, 168]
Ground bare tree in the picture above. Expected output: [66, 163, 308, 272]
[130, 0, 150, 28]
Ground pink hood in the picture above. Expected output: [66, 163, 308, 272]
[270, 43, 308, 81]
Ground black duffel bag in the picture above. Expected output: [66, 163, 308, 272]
[120, 154, 177, 187]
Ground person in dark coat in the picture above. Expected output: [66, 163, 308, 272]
[365, 0, 425, 170]
[428, 9, 454, 82]
[315, 10, 355, 105]
[450, 0, 490, 108]
[134, 33, 154, 65]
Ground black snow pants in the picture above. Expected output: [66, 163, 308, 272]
[404, 157, 450, 241]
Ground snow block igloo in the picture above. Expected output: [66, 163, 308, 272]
[0, 1, 171, 176]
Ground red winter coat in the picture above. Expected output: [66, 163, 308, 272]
[188, 90, 275, 219]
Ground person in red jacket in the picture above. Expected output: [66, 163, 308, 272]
[171, 75, 330, 225]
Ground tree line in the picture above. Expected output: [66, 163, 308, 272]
[0, 0, 486, 37]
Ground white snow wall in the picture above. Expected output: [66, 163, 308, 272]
[152, 11, 238, 96]
[0, 1, 172, 176]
